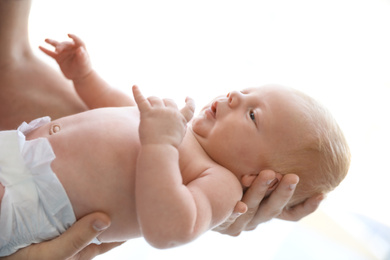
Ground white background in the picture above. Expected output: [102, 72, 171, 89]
[28, 0, 390, 259]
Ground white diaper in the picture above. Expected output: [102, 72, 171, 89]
[0, 117, 81, 256]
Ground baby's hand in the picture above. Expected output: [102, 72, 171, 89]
[132, 86, 195, 148]
[39, 34, 92, 82]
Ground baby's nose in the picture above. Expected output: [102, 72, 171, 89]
[228, 91, 243, 108]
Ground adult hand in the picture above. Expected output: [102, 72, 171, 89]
[0, 212, 123, 260]
[213, 170, 324, 236]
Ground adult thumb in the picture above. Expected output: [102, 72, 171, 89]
[41, 212, 111, 259]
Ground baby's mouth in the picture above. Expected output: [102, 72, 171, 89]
[211, 101, 217, 117]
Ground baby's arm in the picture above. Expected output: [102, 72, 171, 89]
[133, 86, 242, 248]
[40, 34, 135, 109]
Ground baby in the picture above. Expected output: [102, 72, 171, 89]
[0, 34, 351, 256]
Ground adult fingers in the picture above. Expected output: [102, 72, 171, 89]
[233, 200, 248, 215]
[278, 193, 324, 221]
[180, 97, 195, 123]
[225, 201, 248, 226]
[39, 212, 111, 260]
[246, 174, 299, 229]
[242, 170, 276, 209]
[77, 242, 125, 260]
[93, 242, 125, 256]
[212, 201, 247, 235]
[219, 170, 275, 235]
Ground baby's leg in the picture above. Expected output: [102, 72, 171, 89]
[0, 0, 87, 130]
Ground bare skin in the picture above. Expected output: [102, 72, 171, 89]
[20, 82, 321, 249]
[23, 95, 239, 246]
[0, 0, 87, 131]
[0, 212, 122, 260]
[25, 107, 143, 242]
[0, 0, 322, 255]
[0, 1, 116, 258]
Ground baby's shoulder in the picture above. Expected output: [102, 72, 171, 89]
[190, 165, 243, 215]
[198, 164, 241, 190]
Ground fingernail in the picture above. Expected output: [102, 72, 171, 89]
[93, 219, 110, 232]
[267, 178, 279, 187]
[234, 212, 244, 218]
[289, 183, 297, 190]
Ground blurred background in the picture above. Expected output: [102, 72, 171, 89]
[29, 0, 390, 259]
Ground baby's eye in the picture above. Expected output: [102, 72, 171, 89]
[249, 110, 256, 121]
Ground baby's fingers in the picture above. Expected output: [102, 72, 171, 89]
[39, 45, 57, 59]
[163, 98, 177, 108]
[44, 38, 75, 53]
[68, 33, 86, 49]
[132, 85, 150, 111]
[180, 97, 195, 123]
[44, 38, 60, 48]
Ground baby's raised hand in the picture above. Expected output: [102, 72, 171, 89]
[132, 86, 195, 148]
[39, 34, 92, 82]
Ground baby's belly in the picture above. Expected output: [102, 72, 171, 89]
[26, 108, 143, 241]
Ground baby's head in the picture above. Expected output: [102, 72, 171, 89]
[263, 86, 351, 207]
[191, 84, 351, 207]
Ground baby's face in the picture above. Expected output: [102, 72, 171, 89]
[191, 85, 305, 179]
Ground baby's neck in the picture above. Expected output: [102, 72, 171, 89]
[179, 127, 245, 192]
[178, 128, 214, 182]
[182, 126, 245, 183]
